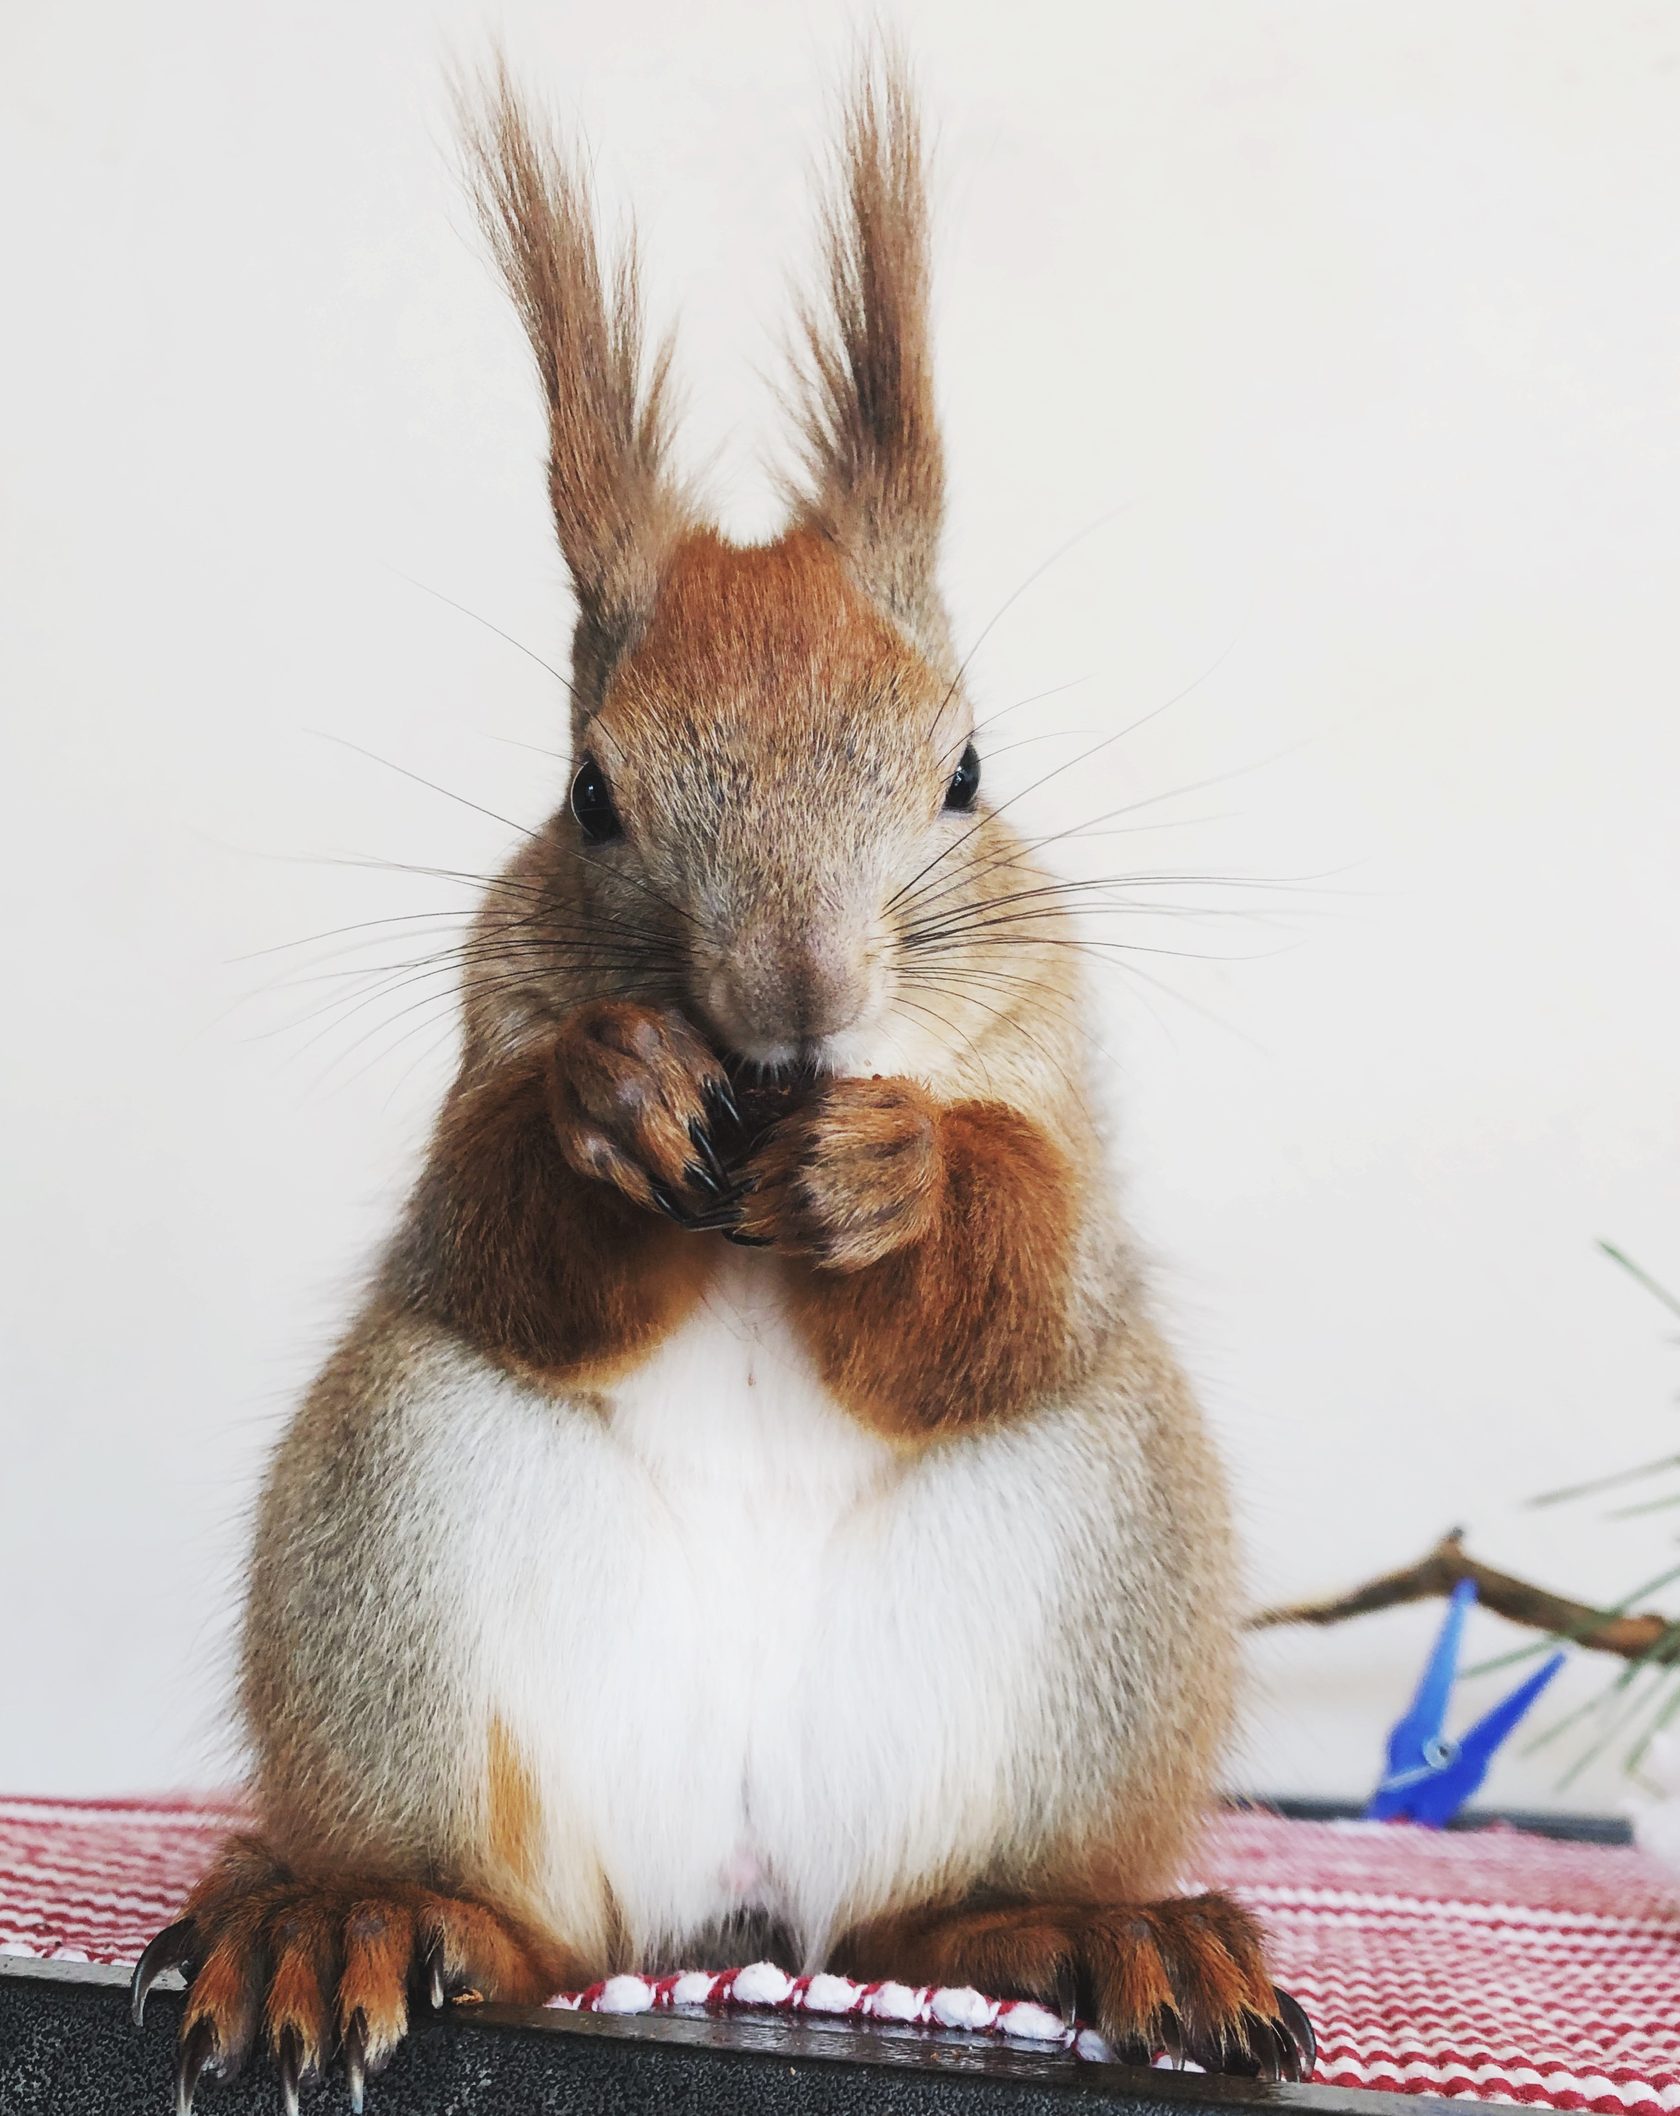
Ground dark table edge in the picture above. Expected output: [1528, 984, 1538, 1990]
[0, 1953, 1461, 2116]
[1241, 1796, 1633, 1845]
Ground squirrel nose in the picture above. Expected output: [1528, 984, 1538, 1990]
[701, 929, 865, 1063]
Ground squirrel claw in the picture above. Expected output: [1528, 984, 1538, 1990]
[1183, 2010, 1285, 2082]
[175, 2015, 218, 2116]
[707, 1074, 741, 1129]
[687, 1117, 728, 1185]
[276, 2023, 304, 2116]
[1275, 1987, 1317, 2078]
[649, 1183, 741, 1233]
[651, 1169, 762, 1233]
[680, 1203, 747, 1233]
[421, 1929, 447, 2012]
[1200, 2003, 1303, 2083]
[1244, 2015, 1287, 2083]
[342, 2010, 368, 2115]
[131, 1917, 195, 2026]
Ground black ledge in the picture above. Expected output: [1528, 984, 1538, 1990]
[0, 1956, 1450, 2116]
[1247, 1796, 1633, 1846]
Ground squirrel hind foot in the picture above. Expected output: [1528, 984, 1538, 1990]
[833, 1888, 1315, 2080]
[132, 1835, 571, 2113]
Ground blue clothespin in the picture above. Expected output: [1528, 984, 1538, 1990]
[1366, 1579, 1566, 1825]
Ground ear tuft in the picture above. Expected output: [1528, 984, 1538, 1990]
[460, 64, 687, 694]
[790, 56, 948, 657]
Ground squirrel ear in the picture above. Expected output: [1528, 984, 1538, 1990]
[462, 66, 686, 696]
[790, 59, 948, 657]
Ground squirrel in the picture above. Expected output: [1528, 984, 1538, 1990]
[132, 57, 1313, 2111]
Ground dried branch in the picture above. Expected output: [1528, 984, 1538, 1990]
[1249, 1528, 1677, 1662]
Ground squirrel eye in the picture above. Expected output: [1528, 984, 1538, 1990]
[569, 755, 622, 844]
[944, 742, 981, 812]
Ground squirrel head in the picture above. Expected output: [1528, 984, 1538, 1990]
[465, 62, 1026, 1077]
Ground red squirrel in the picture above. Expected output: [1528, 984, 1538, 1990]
[132, 58, 1312, 2110]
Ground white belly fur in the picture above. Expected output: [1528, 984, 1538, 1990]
[417, 1250, 1116, 1965]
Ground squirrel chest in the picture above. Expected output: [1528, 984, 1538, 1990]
[434, 1246, 1081, 1963]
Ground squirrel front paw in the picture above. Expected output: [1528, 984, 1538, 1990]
[548, 1000, 742, 1228]
[734, 1077, 944, 1270]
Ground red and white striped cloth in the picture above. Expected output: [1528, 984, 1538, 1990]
[3, 1796, 1677, 2111]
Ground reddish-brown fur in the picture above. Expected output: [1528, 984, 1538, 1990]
[388, 1035, 714, 1388]
[738, 1085, 1080, 1438]
[485, 1718, 543, 1900]
[616, 529, 927, 734]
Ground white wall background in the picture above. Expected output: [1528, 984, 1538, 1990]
[3, 0, 1677, 1818]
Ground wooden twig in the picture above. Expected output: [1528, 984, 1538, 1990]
[1248, 1527, 1677, 1661]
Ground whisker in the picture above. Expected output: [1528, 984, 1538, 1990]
[911, 971, 1082, 1101]
[924, 504, 1133, 742]
[365, 968, 678, 1112]
[332, 969, 683, 1103]
[311, 731, 541, 843]
[900, 872, 1332, 948]
[233, 910, 481, 964]
[900, 958, 1083, 1009]
[965, 726, 1100, 767]
[249, 912, 677, 989]
[386, 567, 577, 700]
[900, 744, 1308, 927]
[917, 937, 1248, 1052]
[235, 909, 683, 1022]
[888, 992, 974, 1062]
[299, 852, 559, 903]
[260, 934, 681, 1048]
[576, 848, 704, 934]
[262, 943, 678, 1021]
[300, 960, 630, 1091]
[486, 733, 569, 761]
[900, 968, 1090, 1046]
[890, 638, 1240, 919]
[933, 676, 1093, 771]
[910, 923, 1290, 964]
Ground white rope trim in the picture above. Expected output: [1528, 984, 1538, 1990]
[548, 1960, 1120, 2064]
